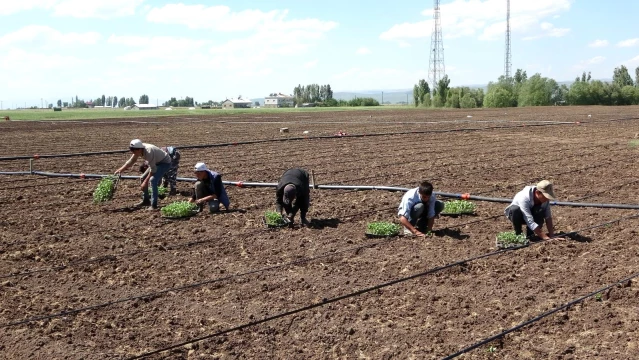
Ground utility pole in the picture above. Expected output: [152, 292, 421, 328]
[428, 0, 445, 94]
[382, 92, 384, 104]
[504, 0, 512, 78]
[41, 98, 43, 109]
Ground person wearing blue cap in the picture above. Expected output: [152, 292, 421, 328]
[275, 168, 311, 226]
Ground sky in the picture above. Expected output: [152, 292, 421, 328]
[1, 0, 639, 107]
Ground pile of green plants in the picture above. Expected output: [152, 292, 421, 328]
[443, 200, 476, 214]
[264, 211, 287, 226]
[496, 231, 529, 248]
[366, 222, 401, 236]
[147, 186, 168, 197]
[160, 201, 198, 218]
[93, 176, 118, 203]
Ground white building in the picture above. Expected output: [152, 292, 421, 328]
[222, 97, 252, 109]
[264, 93, 294, 108]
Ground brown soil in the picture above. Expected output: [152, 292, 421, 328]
[1, 106, 639, 359]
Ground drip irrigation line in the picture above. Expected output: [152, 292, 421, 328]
[441, 270, 639, 359]
[3, 170, 639, 210]
[0, 121, 582, 162]
[124, 213, 639, 359]
[0, 213, 505, 328]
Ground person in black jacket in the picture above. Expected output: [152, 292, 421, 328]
[276, 168, 311, 226]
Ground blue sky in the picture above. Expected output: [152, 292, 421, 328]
[1, 0, 639, 107]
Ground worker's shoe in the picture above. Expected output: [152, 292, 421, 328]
[403, 228, 413, 236]
[169, 188, 177, 196]
[135, 199, 151, 207]
[145, 205, 158, 211]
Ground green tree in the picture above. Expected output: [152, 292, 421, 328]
[56, 99, 62, 107]
[484, 76, 516, 108]
[635, 66, 639, 86]
[139, 94, 149, 104]
[568, 80, 591, 105]
[417, 79, 430, 105]
[436, 75, 450, 104]
[518, 73, 558, 106]
[412, 85, 419, 107]
[113, 96, 118, 107]
[613, 65, 634, 87]
[62, 102, 68, 107]
[118, 97, 125, 107]
[101, 95, 106, 105]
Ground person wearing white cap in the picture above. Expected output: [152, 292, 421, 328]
[504, 180, 557, 240]
[114, 139, 171, 210]
[275, 168, 311, 226]
[189, 162, 230, 213]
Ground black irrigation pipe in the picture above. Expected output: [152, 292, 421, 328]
[442, 270, 639, 359]
[125, 212, 639, 359]
[0, 212, 503, 327]
[3, 170, 639, 210]
[0, 121, 582, 162]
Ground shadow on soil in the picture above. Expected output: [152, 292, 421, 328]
[106, 206, 139, 213]
[562, 232, 593, 243]
[434, 228, 470, 240]
[308, 218, 341, 229]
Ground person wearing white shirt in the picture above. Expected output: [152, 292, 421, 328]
[504, 180, 557, 240]
[398, 181, 444, 237]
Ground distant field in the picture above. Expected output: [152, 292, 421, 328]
[1, 105, 412, 121]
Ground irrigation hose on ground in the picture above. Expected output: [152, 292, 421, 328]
[2, 170, 639, 210]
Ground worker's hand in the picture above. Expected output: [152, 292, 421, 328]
[414, 230, 425, 237]
[114, 169, 122, 175]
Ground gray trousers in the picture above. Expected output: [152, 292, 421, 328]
[505, 204, 545, 236]
[195, 181, 220, 212]
[411, 200, 445, 231]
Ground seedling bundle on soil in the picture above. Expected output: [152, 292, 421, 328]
[366, 222, 401, 237]
[264, 211, 288, 228]
[92, 175, 119, 203]
[147, 186, 168, 198]
[160, 201, 198, 218]
[441, 200, 476, 216]
[496, 231, 529, 249]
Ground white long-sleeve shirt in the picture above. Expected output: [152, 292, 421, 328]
[506, 186, 552, 231]
[398, 187, 436, 222]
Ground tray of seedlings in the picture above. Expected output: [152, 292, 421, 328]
[365, 221, 402, 238]
[161, 201, 199, 220]
[93, 175, 121, 204]
[495, 231, 530, 249]
[263, 211, 290, 229]
[440, 200, 476, 217]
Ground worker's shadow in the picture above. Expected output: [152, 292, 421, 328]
[560, 232, 592, 243]
[106, 206, 139, 213]
[434, 228, 470, 240]
[308, 218, 340, 229]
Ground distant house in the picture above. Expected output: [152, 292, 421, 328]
[85, 101, 94, 108]
[222, 97, 252, 109]
[264, 93, 294, 108]
[134, 104, 159, 110]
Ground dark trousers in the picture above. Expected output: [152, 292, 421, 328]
[194, 181, 220, 212]
[505, 205, 545, 237]
[411, 200, 445, 231]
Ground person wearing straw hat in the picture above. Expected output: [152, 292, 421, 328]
[398, 180, 445, 237]
[189, 162, 230, 213]
[504, 180, 557, 240]
[276, 168, 311, 226]
[114, 139, 171, 210]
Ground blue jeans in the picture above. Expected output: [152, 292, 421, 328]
[145, 162, 171, 207]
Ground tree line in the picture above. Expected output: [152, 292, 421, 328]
[412, 65, 639, 108]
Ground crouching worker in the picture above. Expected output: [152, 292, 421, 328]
[138, 145, 181, 196]
[504, 180, 557, 240]
[398, 181, 444, 237]
[115, 139, 171, 210]
[275, 168, 311, 226]
[189, 162, 230, 213]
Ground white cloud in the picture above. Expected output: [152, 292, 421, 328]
[588, 39, 609, 48]
[0, 26, 100, 49]
[380, 0, 572, 44]
[0, 48, 85, 70]
[626, 55, 639, 67]
[108, 35, 214, 70]
[617, 38, 639, 48]
[0, 0, 144, 18]
[573, 56, 606, 70]
[356, 47, 371, 55]
[522, 22, 569, 40]
[304, 60, 318, 69]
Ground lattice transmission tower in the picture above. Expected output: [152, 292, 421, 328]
[504, 0, 512, 78]
[428, 0, 445, 89]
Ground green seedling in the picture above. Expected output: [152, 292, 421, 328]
[443, 200, 476, 214]
[160, 201, 198, 218]
[264, 211, 287, 226]
[366, 222, 401, 236]
[147, 186, 168, 196]
[628, 140, 639, 148]
[496, 231, 529, 248]
[595, 292, 603, 301]
[487, 345, 497, 353]
[93, 176, 117, 203]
